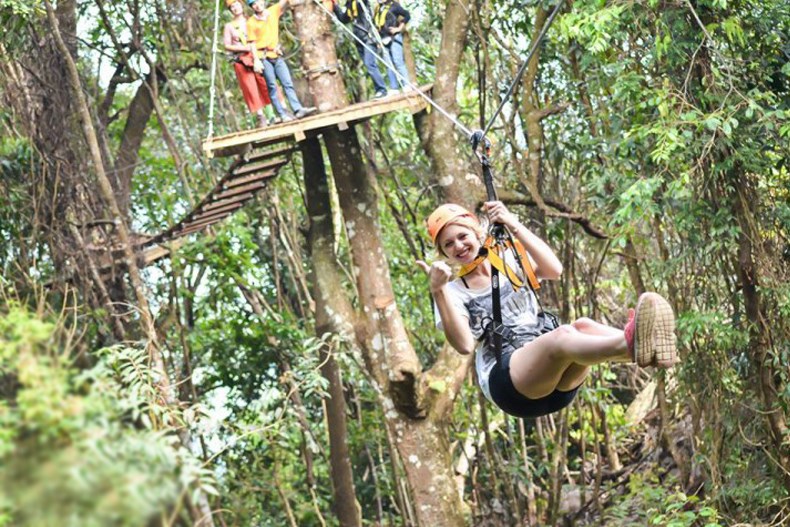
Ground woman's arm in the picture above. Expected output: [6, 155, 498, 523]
[484, 201, 563, 280]
[416, 260, 476, 355]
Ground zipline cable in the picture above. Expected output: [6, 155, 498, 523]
[478, 0, 565, 141]
[207, 0, 222, 139]
[311, 0, 474, 137]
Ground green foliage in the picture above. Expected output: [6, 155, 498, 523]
[603, 471, 724, 526]
[1, 0, 789, 522]
[0, 308, 212, 526]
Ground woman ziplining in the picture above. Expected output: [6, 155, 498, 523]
[315, 0, 681, 419]
[416, 202, 678, 418]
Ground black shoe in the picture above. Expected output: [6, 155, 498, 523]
[295, 106, 317, 119]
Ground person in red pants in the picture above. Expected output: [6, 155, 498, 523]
[223, 0, 277, 128]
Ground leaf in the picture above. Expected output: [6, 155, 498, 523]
[704, 117, 721, 131]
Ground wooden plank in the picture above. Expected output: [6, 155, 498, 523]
[173, 225, 208, 237]
[337, 121, 349, 131]
[205, 141, 251, 159]
[202, 84, 433, 158]
[224, 170, 278, 189]
[294, 129, 306, 142]
[245, 144, 294, 164]
[191, 201, 246, 220]
[215, 181, 267, 200]
[198, 194, 253, 213]
[232, 158, 287, 178]
[200, 194, 251, 212]
[176, 218, 227, 236]
[181, 211, 239, 231]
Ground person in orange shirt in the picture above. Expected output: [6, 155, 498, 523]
[247, 0, 317, 120]
[223, 0, 277, 128]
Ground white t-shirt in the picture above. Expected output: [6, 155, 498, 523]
[435, 251, 542, 402]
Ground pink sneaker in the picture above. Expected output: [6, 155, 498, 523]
[624, 308, 636, 359]
[629, 292, 678, 368]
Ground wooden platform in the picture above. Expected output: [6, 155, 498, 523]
[202, 85, 432, 158]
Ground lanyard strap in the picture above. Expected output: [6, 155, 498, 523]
[458, 237, 541, 292]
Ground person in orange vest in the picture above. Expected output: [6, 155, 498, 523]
[247, 0, 317, 121]
[223, 0, 277, 127]
[417, 201, 678, 418]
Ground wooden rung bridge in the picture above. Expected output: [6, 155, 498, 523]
[144, 143, 295, 247]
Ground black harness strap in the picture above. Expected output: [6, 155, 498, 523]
[470, 132, 510, 365]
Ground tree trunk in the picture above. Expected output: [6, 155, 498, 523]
[43, 3, 216, 523]
[732, 173, 790, 490]
[112, 73, 161, 215]
[290, 1, 470, 523]
[302, 136, 363, 527]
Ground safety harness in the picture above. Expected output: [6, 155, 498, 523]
[460, 0, 565, 363]
[467, 131, 545, 364]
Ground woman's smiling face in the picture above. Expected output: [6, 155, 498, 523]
[437, 223, 480, 264]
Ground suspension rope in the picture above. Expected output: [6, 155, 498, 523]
[207, 0, 222, 139]
[311, 0, 474, 137]
[479, 0, 565, 140]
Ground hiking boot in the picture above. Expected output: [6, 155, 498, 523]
[295, 106, 317, 119]
[625, 292, 678, 368]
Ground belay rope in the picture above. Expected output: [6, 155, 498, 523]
[466, 0, 566, 362]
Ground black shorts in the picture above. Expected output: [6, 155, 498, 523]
[488, 348, 580, 418]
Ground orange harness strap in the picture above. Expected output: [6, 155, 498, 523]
[458, 236, 540, 292]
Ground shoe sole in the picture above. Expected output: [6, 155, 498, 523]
[634, 292, 678, 368]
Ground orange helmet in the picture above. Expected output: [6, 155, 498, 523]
[426, 204, 479, 244]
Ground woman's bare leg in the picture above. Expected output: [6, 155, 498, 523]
[554, 318, 625, 390]
[555, 363, 589, 392]
[573, 317, 624, 338]
[508, 324, 629, 399]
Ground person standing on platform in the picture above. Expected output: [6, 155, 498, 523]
[223, 0, 277, 128]
[373, 0, 411, 92]
[332, 0, 389, 100]
[247, 0, 317, 121]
